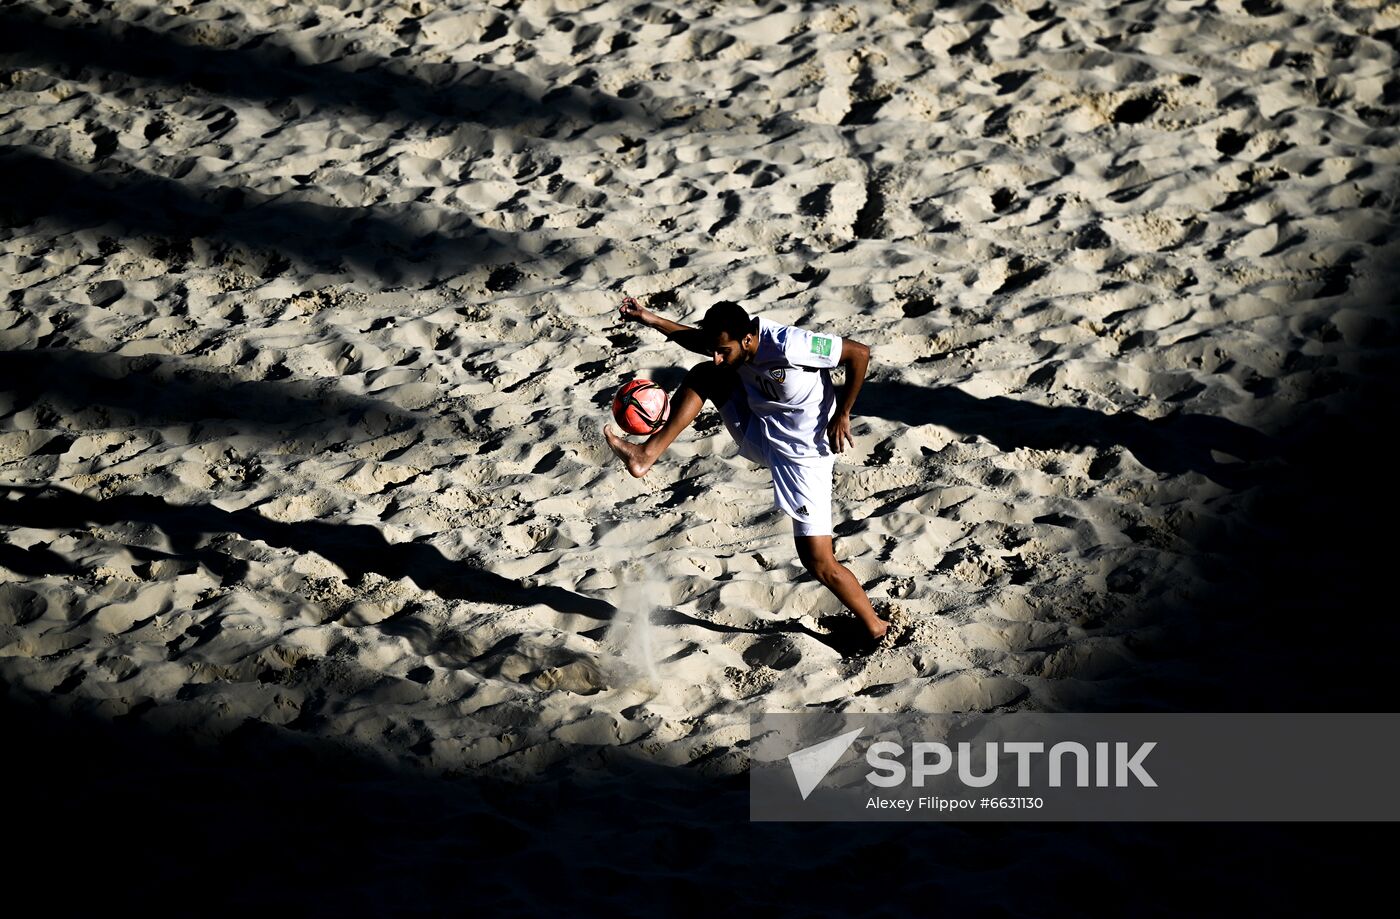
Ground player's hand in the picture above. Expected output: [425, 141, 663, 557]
[618, 296, 652, 325]
[827, 412, 855, 453]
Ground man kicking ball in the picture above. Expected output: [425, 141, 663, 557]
[603, 296, 889, 645]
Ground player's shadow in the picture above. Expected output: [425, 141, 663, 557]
[627, 607, 870, 657]
[859, 380, 1276, 488]
[0, 6, 657, 133]
[0, 146, 517, 283]
[0, 485, 615, 621]
[0, 347, 420, 445]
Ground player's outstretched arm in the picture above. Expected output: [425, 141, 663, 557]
[618, 296, 711, 356]
[827, 338, 870, 453]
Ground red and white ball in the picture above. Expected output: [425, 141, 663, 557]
[612, 379, 670, 435]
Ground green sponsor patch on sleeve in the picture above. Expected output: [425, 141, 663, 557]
[810, 335, 832, 357]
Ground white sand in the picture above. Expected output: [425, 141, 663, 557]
[1, 0, 1397, 782]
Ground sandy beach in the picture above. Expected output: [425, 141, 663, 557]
[2, 0, 1397, 911]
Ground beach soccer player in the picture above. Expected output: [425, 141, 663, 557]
[603, 296, 889, 645]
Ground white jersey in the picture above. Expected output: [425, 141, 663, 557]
[735, 317, 843, 461]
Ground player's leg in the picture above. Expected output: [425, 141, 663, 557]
[772, 456, 887, 641]
[794, 534, 887, 641]
[604, 361, 738, 478]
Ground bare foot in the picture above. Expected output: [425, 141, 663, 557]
[871, 603, 909, 651]
[604, 426, 654, 478]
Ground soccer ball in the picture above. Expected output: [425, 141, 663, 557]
[612, 379, 670, 435]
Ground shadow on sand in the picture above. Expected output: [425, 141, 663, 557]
[0, 5, 657, 133]
[0, 347, 421, 441]
[0, 484, 615, 621]
[859, 379, 1276, 487]
[0, 146, 532, 282]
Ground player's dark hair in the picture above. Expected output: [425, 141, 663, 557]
[700, 301, 756, 345]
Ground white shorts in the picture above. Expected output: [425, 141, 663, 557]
[719, 396, 835, 537]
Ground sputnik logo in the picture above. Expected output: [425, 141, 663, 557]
[786, 728, 863, 800]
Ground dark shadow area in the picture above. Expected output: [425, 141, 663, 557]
[0, 485, 615, 621]
[1099, 347, 1400, 712]
[0, 5, 655, 132]
[860, 350, 1400, 711]
[0, 146, 514, 281]
[859, 380, 1277, 487]
[0, 347, 419, 441]
[0, 681, 1383, 917]
[0, 537, 79, 577]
